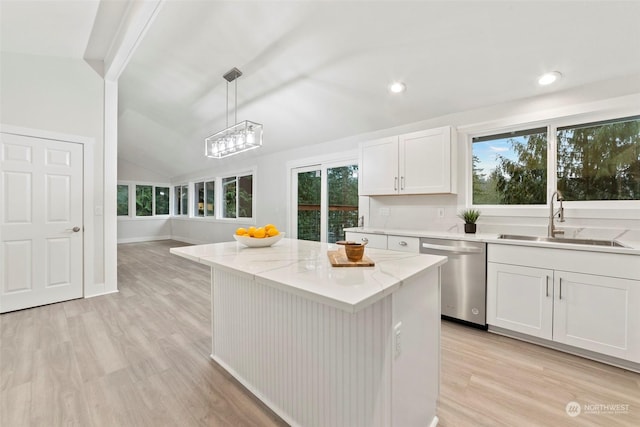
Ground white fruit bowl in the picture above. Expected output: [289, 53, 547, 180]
[233, 233, 285, 248]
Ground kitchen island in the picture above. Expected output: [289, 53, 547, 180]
[171, 238, 446, 427]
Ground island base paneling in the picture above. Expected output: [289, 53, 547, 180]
[211, 267, 439, 427]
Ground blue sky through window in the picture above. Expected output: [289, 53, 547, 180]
[473, 136, 524, 178]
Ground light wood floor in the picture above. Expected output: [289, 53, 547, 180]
[1, 240, 638, 426]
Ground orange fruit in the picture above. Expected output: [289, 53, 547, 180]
[236, 227, 247, 236]
[264, 223, 275, 231]
[266, 227, 279, 237]
[254, 227, 266, 238]
[247, 226, 256, 237]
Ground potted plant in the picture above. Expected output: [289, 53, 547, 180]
[458, 209, 481, 234]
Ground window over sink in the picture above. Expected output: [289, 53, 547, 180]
[471, 114, 640, 208]
[557, 115, 640, 201]
[472, 127, 548, 205]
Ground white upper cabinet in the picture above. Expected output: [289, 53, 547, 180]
[359, 126, 456, 195]
[359, 136, 398, 195]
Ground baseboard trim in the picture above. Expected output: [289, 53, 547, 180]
[488, 325, 640, 373]
[117, 235, 172, 244]
[170, 235, 209, 245]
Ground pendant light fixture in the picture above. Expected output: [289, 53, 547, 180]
[205, 67, 263, 158]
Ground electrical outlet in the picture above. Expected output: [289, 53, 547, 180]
[394, 322, 402, 357]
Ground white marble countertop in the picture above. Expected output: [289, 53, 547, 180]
[345, 227, 640, 255]
[170, 238, 447, 313]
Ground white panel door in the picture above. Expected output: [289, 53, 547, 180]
[553, 271, 640, 362]
[0, 133, 83, 313]
[399, 126, 452, 194]
[359, 136, 398, 195]
[487, 262, 553, 339]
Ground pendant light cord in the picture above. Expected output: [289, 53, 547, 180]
[226, 81, 229, 128]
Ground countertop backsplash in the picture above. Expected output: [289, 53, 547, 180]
[364, 195, 640, 243]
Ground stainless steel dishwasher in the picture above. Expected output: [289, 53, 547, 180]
[420, 237, 487, 328]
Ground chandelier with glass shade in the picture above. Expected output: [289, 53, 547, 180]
[205, 67, 263, 159]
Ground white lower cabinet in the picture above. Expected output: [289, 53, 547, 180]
[487, 263, 553, 340]
[344, 232, 387, 249]
[487, 244, 640, 364]
[387, 235, 420, 253]
[553, 271, 640, 360]
[345, 232, 420, 253]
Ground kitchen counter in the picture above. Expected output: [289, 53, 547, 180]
[345, 227, 640, 255]
[170, 238, 444, 427]
[171, 238, 446, 313]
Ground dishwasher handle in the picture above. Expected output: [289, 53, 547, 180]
[421, 242, 483, 254]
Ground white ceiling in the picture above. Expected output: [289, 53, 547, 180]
[3, 1, 640, 180]
[0, 0, 101, 58]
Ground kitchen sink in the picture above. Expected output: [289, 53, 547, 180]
[498, 234, 629, 248]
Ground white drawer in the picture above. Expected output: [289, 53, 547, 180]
[387, 235, 420, 253]
[345, 232, 387, 249]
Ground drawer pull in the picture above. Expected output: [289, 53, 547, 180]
[361, 237, 369, 243]
[399, 241, 408, 246]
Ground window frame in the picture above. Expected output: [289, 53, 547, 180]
[464, 107, 640, 218]
[170, 167, 256, 223]
[116, 181, 172, 220]
[220, 172, 254, 221]
[286, 150, 359, 241]
[173, 184, 189, 216]
[192, 179, 216, 218]
[117, 184, 129, 216]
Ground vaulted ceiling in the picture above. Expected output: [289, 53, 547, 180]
[3, 1, 640, 180]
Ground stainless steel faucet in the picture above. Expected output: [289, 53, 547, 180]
[548, 190, 565, 238]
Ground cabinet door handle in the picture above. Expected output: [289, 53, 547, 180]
[559, 277, 563, 300]
[399, 241, 407, 246]
[546, 276, 549, 297]
[401, 176, 405, 190]
[394, 177, 398, 191]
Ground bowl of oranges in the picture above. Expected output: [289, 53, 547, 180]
[233, 224, 284, 247]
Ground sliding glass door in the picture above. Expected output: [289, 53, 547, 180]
[292, 161, 358, 243]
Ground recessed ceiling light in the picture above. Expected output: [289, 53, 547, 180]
[389, 82, 406, 93]
[538, 71, 562, 86]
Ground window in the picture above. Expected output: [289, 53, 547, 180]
[136, 185, 153, 216]
[194, 180, 215, 217]
[327, 165, 359, 242]
[174, 184, 188, 216]
[292, 161, 359, 243]
[223, 174, 253, 219]
[206, 181, 215, 216]
[155, 187, 170, 215]
[117, 184, 129, 216]
[557, 116, 640, 201]
[296, 168, 321, 241]
[472, 128, 547, 205]
[194, 182, 205, 217]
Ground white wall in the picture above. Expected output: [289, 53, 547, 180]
[117, 75, 640, 244]
[118, 157, 168, 182]
[117, 218, 171, 243]
[0, 52, 107, 293]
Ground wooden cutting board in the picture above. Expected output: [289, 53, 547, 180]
[327, 250, 375, 267]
